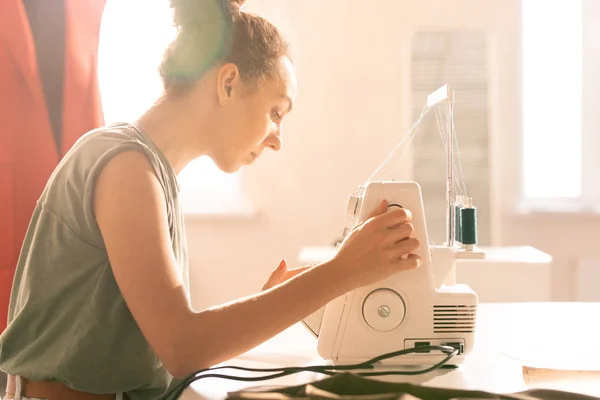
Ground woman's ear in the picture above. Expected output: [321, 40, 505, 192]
[217, 63, 240, 105]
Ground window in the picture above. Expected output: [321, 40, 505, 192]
[98, 0, 249, 215]
[521, 0, 600, 210]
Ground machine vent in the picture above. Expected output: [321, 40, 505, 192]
[433, 305, 476, 333]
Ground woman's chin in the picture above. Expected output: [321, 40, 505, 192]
[213, 153, 255, 173]
[221, 164, 242, 173]
[218, 159, 247, 173]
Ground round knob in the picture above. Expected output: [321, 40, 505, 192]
[378, 305, 391, 318]
[362, 289, 406, 332]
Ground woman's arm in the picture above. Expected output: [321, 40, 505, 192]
[179, 258, 347, 375]
[94, 150, 418, 377]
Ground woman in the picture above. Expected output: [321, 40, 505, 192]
[0, 0, 420, 399]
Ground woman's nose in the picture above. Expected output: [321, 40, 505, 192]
[266, 133, 282, 151]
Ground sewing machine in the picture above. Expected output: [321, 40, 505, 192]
[302, 85, 486, 367]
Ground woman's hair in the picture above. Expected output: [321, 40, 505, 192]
[160, 0, 290, 93]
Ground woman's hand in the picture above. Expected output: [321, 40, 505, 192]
[331, 199, 421, 290]
[261, 259, 313, 291]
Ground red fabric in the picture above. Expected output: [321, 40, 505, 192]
[0, 0, 107, 332]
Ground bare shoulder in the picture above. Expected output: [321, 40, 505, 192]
[94, 149, 164, 210]
[93, 148, 177, 277]
[93, 149, 170, 250]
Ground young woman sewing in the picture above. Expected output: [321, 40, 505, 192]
[0, 1, 420, 399]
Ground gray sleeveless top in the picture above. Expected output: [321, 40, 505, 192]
[0, 123, 189, 400]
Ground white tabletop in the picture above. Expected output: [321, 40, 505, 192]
[181, 302, 600, 399]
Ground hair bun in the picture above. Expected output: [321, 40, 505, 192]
[170, 0, 244, 29]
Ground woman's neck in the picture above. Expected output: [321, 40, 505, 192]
[134, 94, 214, 175]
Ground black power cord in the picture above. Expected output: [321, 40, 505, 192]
[168, 344, 459, 399]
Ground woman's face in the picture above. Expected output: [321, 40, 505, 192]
[210, 56, 297, 173]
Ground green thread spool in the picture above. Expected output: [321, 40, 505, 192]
[460, 197, 477, 249]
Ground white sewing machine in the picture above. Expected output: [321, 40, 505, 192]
[302, 85, 486, 367]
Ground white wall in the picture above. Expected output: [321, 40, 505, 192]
[185, 0, 597, 310]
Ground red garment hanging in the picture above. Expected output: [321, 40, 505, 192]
[0, 0, 107, 332]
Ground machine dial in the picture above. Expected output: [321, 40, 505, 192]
[362, 288, 406, 332]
